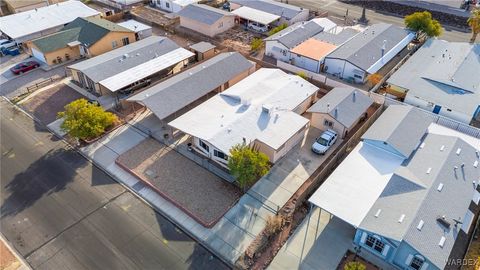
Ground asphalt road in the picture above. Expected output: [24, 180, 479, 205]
[281, 0, 472, 42]
[0, 98, 229, 270]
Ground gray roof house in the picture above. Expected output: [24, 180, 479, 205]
[313, 28, 359, 46]
[308, 87, 373, 138]
[387, 39, 480, 125]
[128, 52, 255, 122]
[265, 20, 325, 49]
[323, 23, 415, 83]
[67, 36, 194, 96]
[177, 4, 235, 37]
[230, 0, 308, 23]
[309, 105, 480, 270]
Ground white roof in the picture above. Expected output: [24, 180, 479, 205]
[117, 19, 151, 32]
[311, 18, 337, 33]
[169, 68, 318, 154]
[309, 141, 405, 227]
[99, 48, 194, 92]
[0, 0, 100, 40]
[231, 6, 280, 25]
[174, 0, 200, 7]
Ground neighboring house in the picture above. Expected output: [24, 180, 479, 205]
[4, 0, 49, 14]
[151, 0, 200, 13]
[323, 23, 415, 84]
[128, 52, 255, 139]
[94, 0, 145, 9]
[264, 18, 335, 62]
[67, 36, 194, 97]
[308, 88, 373, 138]
[387, 39, 480, 125]
[189, 41, 216, 61]
[309, 105, 480, 270]
[177, 4, 235, 37]
[289, 28, 359, 73]
[169, 68, 319, 166]
[229, 0, 309, 25]
[231, 6, 280, 32]
[0, 0, 100, 43]
[26, 17, 136, 66]
[117, 20, 153, 40]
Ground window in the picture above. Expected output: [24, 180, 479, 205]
[112, 41, 118, 48]
[354, 74, 363, 79]
[282, 50, 287, 56]
[324, 120, 333, 127]
[214, 150, 228, 161]
[365, 235, 384, 254]
[165, 2, 170, 8]
[122, 37, 130, 46]
[199, 139, 209, 152]
[218, 22, 224, 28]
[410, 256, 424, 270]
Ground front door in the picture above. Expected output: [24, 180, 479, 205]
[433, 105, 442, 114]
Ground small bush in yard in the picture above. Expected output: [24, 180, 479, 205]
[265, 215, 284, 235]
[268, 23, 288, 36]
[228, 143, 270, 190]
[344, 261, 366, 270]
[296, 71, 308, 80]
[251, 38, 264, 51]
[58, 98, 118, 140]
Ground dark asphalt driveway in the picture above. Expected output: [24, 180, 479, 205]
[0, 98, 229, 270]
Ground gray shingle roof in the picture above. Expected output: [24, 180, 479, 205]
[360, 133, 480, 269]
[189, 41, 216, 53]
[307, 87, 373, 128]
[231, 0, 304, 20]
[68, 36, 180, 83]
[326, 23, 413, 72]
[178, 4, 233, 25]
[313, 28, 359, 46]
[128, 52, 254, 120]
[265, 20, 324, 49]
[387, 39, 480, 116]
[361, 105, 432, 158]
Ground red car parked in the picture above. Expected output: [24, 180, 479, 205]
[10, 61, 40, 75]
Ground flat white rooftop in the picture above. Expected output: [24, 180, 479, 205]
[231, 6, 280, 25]
[117, 19, 152, 32]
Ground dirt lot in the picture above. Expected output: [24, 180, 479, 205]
[21, 83, 84, 124]
[217, 26, 261, 54]
[0, 240, 20, 270]
[117, 138, 241, 226]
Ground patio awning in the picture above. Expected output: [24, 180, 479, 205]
[231, 6, 280, 25]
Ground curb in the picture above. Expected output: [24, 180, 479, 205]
[1, 96, 234, 269]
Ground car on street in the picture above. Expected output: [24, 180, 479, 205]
[0, 39, 17, 50]
[312, 129, 338, 155]
[10, 60, 40, 75]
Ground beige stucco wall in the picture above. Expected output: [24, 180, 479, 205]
[7, 1, 48, 13]
[310, 113, 347, 137]
[180, 15, 235, 37]
[27, 42, 81, 66]
[88, 31, 136, 56]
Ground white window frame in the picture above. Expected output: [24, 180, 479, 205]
[112, 40, 118, 48]
[198, 139, 210, 153]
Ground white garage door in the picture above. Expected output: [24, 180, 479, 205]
[31, 47, 47, 64]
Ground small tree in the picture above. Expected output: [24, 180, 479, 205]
[228, 143, 270, 190]
[468, 8, 480, 43]
[366, 73, 382, 87]
[268, 23, 288, 36]
[404, 11, 442, 38]
[344, 261, 366, 270]
[296, 71, 308, 80]
[251, 38, 264, 51]
[58, 98, 117, 140]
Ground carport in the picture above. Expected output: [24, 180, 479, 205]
[231, 6, 280, 31]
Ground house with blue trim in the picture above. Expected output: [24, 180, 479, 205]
[309, 105, 480, 270]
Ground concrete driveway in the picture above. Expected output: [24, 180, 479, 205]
[269, 207, 355, 270]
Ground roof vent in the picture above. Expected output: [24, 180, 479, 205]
[417, 220, 424, 231]
[437, 183, 444, 192]
[474, 160, 478, 168]
[122, 53, 129, 59]
[426, 167, 432, 174]
[398, 214, 405, 223]
[437, 216, 451, 229]
[439, 236, 446, 248]
[374, 209, 381, 218]
[420, 142, 425, 149]
[440, 145, 445, 151]
[456, 148, 462, 155]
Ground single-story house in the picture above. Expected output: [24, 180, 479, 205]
[93, 0, 145, 9]
[67, 36, 194, 98]
[189, 41, 216, 61]
[0, 0, 100, 43]
[289, 28, 359, 73]
[229, 0, 308, 25]
[308, 88, 373, 138]
[387, 39, 480, 125]
[177, 4, 235, 37]
[309, 105, 480, 270]
[26, 17, 136, 66]
[264, 18, 333, 62]
[128, 52, 255, 138]
[4, 0, 49, 14]
[323, 23, 415, 84]
[151, 0, 200, 13]
[169, 68, 319, 166]
[117, 20, 153, 40]
[231, 6, 280, 32]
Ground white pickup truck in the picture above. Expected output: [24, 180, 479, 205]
[312, 129, 338, 155]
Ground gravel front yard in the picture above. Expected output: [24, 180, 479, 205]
[21, 83, 83, 124]
[117, 138, 241, 226]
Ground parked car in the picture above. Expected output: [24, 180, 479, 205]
[312, 129, 338, 155]
[10, 61, 40, 75]
[247, 22, 268, 33]
[0, 39, 17, 50]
